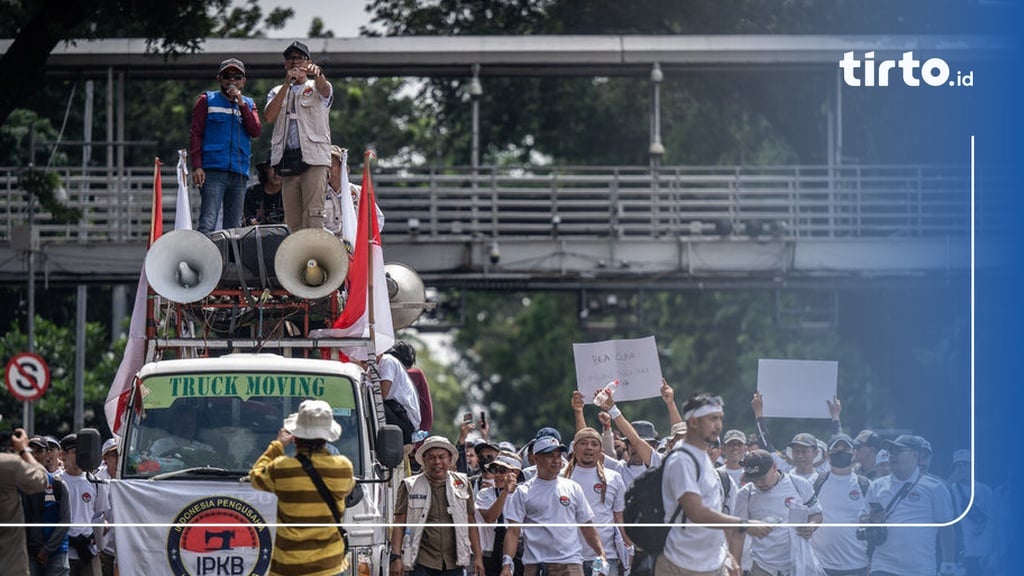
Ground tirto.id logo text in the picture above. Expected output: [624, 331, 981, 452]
[839, 51, 974, 88]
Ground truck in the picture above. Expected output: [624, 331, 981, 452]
[80, 224, 408, 576]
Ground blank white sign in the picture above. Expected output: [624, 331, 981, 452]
[756, 359, 838, 419]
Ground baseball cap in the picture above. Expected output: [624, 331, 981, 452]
[43, 435, 60, 450]
[28, 436, 47, 451]
[473, 440, 500, 457]
[827, 433, 855, 451]
[283, 40, 311, 59]
[952, 449, 970, 464]
[723, 429, 746, 445]
[740, 449, 775, 480]
[533, 436, 568, 455]
[882, 434, 928, 453]
[670, 422, 687, 438]
[60, 433, 77, 452]
[788, 432, 818, 448]
[497, 441, 517, 453]
[854, 429, 881, 449]
[218, 58, 245, 74]
[486, 451, 523, 472]
[631, 420, 658, 442]
[533, 427, 562, 442]
[102, 437, 119, 455]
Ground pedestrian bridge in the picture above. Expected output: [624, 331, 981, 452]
[0, 163, 971, 289]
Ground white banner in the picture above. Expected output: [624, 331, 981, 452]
[572, 336, 664, 402]
[756, 359, 838, 419]
[112, 480, 279, 576]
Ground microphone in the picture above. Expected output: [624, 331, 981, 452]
[227, 83, 240, 105]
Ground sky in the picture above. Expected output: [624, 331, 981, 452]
[257, 0, 375, 38]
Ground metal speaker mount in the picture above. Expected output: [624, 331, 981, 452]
[273, 228, 349, 299]
[145, 229, 223, 303]
[385, 262, 428, 330]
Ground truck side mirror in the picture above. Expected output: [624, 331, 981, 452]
[77, 428, 103, 472]
[376, 425, 404, 470]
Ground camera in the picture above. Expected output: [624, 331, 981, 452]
[855, 526, 888, 546]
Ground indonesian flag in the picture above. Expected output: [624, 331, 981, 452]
[310, 151, 394, 359]
[104, 156, 192, 433]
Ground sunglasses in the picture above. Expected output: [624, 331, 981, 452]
[220, 73, 245, 80]
[479, 454, 497, 465]
[285, 54, 309, 62]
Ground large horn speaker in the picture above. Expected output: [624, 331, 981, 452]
[145, 229, 223, 303]
[273, 228, 349, 299]
[385, 263, 428, 330]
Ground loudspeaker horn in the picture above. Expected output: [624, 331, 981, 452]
[274, 228, 349, 299]
[145, 229, 223, 303]
[385, 262, 428, 330]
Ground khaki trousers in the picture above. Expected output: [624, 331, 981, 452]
[654, 554, 729, 576]
[523, 563, 584, 576]
[282, 165, 328, 231]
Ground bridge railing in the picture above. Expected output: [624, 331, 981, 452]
[0, 164, 970, 244]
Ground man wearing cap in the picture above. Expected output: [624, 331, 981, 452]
[852, 430, 882, 480]
[189, 57, 261, 234]
[718, 430, 748, 488]
[502, 435, 607, 576]
[477, 452, 523, 576]
[751, 392, 843, 478]
[947, 449, 992, 576]
[593, 393, 662, 489]
[59, 434, 102, 576]
[809, 433, 871, 576]
[863, 435, 956, 576]
[787, 433, 821, 482]
[563, 428, 631, 576]
[661, 393, 768, 576]
[732, 449, 823, 576]
[324, 146, 386, 244]
[391, 435, 485, 576]
[265, 40, 333, 232]
[250, 399, 356, 576]
[874, 450, 890, 478]
[521, 427, 566, 481]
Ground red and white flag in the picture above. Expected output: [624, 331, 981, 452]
[310, 151, 394, 359]
[105, 156, 192, 433]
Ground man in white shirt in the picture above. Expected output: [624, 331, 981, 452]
[660, 393, 770, 576]
[60, 434, 103, 576]
[810, 433, 870, 576]
[717, 430, 747, 488]
[947, 449, 993, 576]
[501, 436, 607, 576]
[375, 350, 422, 444]
[731, 449, 823, 576]
[863, 435, 956, 576]
[563, 428, 631, 576]
[786, 433, 821, 483]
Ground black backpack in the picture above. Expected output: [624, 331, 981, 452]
[623, 446, 730, 555]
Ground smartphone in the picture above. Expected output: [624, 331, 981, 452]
[463, 412, 473, 423]
[479, 411, 487, 427]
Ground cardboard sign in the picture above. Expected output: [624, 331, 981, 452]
[756, 359, 838, 419]
[573, 336, 664, 402]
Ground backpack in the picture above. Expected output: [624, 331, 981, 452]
[812, 471, 870, 501]
[623, 446, 729, 555]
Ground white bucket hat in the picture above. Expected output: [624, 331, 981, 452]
[414, 435, 458, 467]
[284, 400, 341, 442]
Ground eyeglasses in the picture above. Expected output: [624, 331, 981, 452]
[220, 73, 245, 80]
[285, 54, 309, 62]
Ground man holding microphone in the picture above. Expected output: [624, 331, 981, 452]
[189, 58, 262, 234]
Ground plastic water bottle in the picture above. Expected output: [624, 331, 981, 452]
[411, 430, 429, 442]
[591, 557, 609, 576]
[593, 379, 619, 406]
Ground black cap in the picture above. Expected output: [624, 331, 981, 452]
[827, 432, 855, 451]
[854, 429, 881, 449]
[740, 449, 775, 480]
[60, 433, 77, 452]
[882, 434, 928, 453]
[283, 40, 310, 59]
[29, 436, 47, 451]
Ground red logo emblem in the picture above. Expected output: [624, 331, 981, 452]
[82, 492, 93, 503]
[849, 490, 862, 500]
[784, 496, 798, 509]
[452, 478, 465, 489]
[593, 483, 604, 494]
[908, 491, 921, 502]
[559, 495, 571, 507]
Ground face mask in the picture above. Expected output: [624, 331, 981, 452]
[829, 451, 854, 468]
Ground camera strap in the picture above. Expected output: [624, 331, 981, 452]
[295, 453, 349, 549]
[881, 475, 921, 521]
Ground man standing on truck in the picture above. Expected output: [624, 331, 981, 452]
[250, 400, 356, 576]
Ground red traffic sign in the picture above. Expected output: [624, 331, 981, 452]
[5, 352, 51, 402]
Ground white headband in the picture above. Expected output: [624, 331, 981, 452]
[684, 404, 723, 420]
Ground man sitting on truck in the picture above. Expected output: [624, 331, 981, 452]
[250, 399, 356, 576]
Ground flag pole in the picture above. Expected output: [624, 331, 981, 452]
[365, 149, 377, 361]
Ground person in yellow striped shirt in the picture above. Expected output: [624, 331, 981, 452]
[251, 400, 356, 576]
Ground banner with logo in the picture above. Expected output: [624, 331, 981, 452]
[112, 480, 279, 576]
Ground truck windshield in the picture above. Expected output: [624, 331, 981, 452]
[123, 371, 363, 478]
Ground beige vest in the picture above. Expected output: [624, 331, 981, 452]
[269, 79, 331, 167]
[401, 471, 473, 567]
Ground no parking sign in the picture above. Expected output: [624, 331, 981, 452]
[5, 352, 50, 402]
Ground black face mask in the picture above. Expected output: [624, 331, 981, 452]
[829, 451, 854, 468]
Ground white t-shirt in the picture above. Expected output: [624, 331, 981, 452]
[63, 471, 102, 559]
[950, 480, 994, 557]
[377, 354, 421, 429]
[865, 470, 955, 576]
[475, 486, 505, 554]
[566, 464, 626, 560]
[604, 450, 662, 490]
[506, 476, 595, 564]
[734, 473, 821, 572]
[717, 465, 744, 490]
[810, 472, 870, 570]
[661, 445, 730, 573]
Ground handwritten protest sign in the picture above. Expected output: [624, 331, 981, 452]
[573, 336, 663, 402]
[756, 359, 838, 419]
